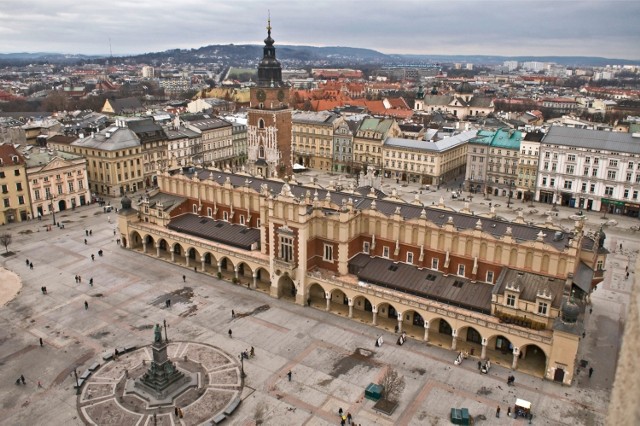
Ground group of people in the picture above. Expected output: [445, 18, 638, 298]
[337, 408, 354, 425]
[241, 347, 255, 359]
[507, 374, 516, 385]
[25, 259, 33, 269]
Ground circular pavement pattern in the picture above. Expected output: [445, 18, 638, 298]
[79, 341, 242, 425]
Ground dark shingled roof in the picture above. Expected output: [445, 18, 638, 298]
[168, 213, 260, 250]
[182, 168, 573, 249]
[494, 268, 564, 309]
[349, 254, 493, 314]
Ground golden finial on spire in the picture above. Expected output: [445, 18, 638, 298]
[267, 10, 272, 34]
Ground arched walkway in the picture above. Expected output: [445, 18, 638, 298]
[428, 317, 454, 348]
[376, 302, 400, 333]
[518, 344, 547, 377]
[157, 238, 170, 261]
[308, 283, 326, 308]
[201, 252, 218, 275]
[254, 268, 270, 293]
[327, 289, 349, 316]
[129, 231, 143, 250]
[351, 295, 374, 324]
[218, 257, 235, 280]
[485, 334, 514, 368]
[277, 274, 296, 301]
[400, 309, 425, 340]
[456, 326, 483, 358]
[235, 262, 253, 288]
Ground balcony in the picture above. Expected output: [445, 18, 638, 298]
[273, 258, 297, 276]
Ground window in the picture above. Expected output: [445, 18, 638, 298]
[192, 204, 198, 213]
[432, 258, 439, 270]
[549, 178, 555, 187]
[583, 167, 589, 176]
[1, 184, 6, 194]
[35, 189, 40, 200]
[68, 182, 74, 192]
[207, 207, 212, 217]
[223, 211, 228, 221]
[0, 171, 4, 178]
[565, 165, 574, 174]
[592, 168, 598, 177]
[486, 271, 494, 283]
[590, 183, 596, 193]
[537, 302, 548, 315]
[624, 189, 629, 199]
[78, 180, 83, 190]
[323, 244, 334, 262]
[581, 183, 587, 192]
[605, 186, 614, 196]
[382, 246, 390, 258]
[406, 252, 414, 264]
[634, 191, 638, 200]
[627, 172, 632, 182]
[280, 236, 293, 262]
[16, 182, 22, 191]
[542, 177, 547, 186]
[629, 162, 634, 169]
[594, 158, 599, 165]
[564, 181, 572, 190]
[506, 294, 516, 307]
[457, 264, 465, 277]
[57, 184, 63, 195]
[363, 241, 370, 254]
[567, 154, 576, 161]
[14, 170, 20, 176]
[239, 215, 245, 225]
[585, 157, 591, 164]
[596, 260, 604, 270]
[609, 159, 618, 167]
[3, 198, 9, 207]
[607, 170, 617, 180]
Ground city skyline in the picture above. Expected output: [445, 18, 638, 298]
[1, 0, 639, 61]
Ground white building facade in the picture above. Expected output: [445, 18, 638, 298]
[535, 126, 640, 217]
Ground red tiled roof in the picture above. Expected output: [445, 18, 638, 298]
[0, 144, 25, 166]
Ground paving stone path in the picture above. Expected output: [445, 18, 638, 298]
[79, 342, 242, 425]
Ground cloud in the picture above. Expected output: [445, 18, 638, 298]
[0, 0, 638, 60]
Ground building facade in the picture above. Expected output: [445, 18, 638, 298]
[332, 120, 358, 174]
[383, 130, 475, 185]
[352, 118, 402, 175]
[516, 131, 544, 202]
[291, 111, 344, 171]
[50, 120, 145, 197]
[118, 167, 607, 386]
[25, 149, 90, 218]
[536, 126, 640, 216]
[183, 115, 233, 168]
[0, 144, 30, 224]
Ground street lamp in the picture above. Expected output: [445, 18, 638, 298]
[507, 181, 514, 208]
[72, 368, 80, 394]
[48, 194, 56, 226]
[239, 353, 246, 379]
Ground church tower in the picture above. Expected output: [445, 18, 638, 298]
[246, 17, 292, 178]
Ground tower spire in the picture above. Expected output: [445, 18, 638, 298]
[267, 10, 272, 38]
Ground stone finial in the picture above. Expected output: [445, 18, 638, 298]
[225, 176, 231, 185]
[313, 190, 319, 202]
[245, 178, 251, 187]
[447, 216, 454, 224]
[325, 191, 332, 202]
[537, 230, 545, 241]
[280, 182, 292, 197]
[371, 200, 377, 210]
[475, 219, 482, 230]
[391, 188, 398, 197]
[506, 226, 512, 235]
[420, 208, 427, 219]
[394, 206, 402, 215]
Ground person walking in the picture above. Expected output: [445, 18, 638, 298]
[496, 406, 501, 418]
[20, 375, 25, 385]
[91, 254, 95, 261]
[30, 262, 33, 269]
[346, 412, 352, 424]
[39, 337, 43, 347]
[182, 275, 186, 283]
[89, 278, 93, 286]
[589, 367, 594, 378]
[250, 346, 255, 358]
[86, 230, 89, 237]
[26, 259, 30, 266]
[84, 239, 87, 245]
[84, 301, 89, 310]
[287, 370, 292, 381]
[231, 310, 235, 319]
[228, 329, 232, 338]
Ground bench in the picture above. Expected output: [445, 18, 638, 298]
[88, 362, 101, 372]
[223, 397, 241, 415]
[74, 378, 85, 388]
[80, 370, 91, 380]
[211, 413, 226, 424]
[102, 352, 114, 361]
[124, 344, 137, 353]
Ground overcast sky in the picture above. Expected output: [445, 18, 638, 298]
[1, 0, 639, 60]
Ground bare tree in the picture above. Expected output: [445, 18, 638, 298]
[379, 368, 406, 403]
[0, 232, 12, 253]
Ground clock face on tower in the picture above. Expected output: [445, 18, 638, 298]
[277, 89, 285, 102]
[256, 89, 266, 102]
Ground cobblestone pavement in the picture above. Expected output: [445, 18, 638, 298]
[0, 178, 635, 425]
